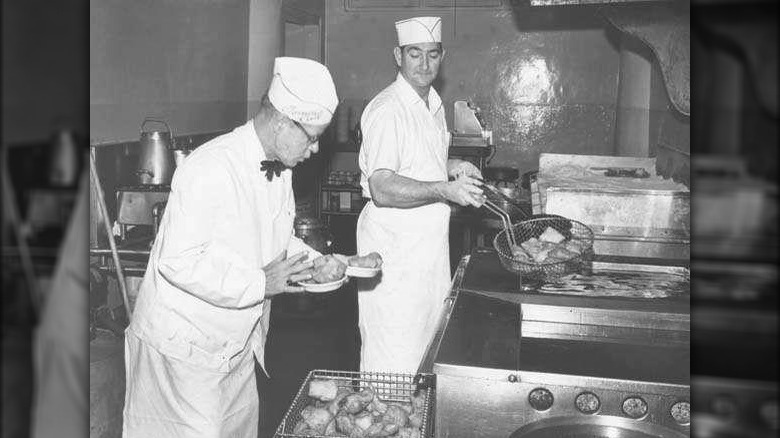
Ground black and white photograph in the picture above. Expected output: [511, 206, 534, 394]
[0, 0, 776, 437]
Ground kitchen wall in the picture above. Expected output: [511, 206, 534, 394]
[2, 0, 87, 144]
[325, 2, 687, 173]
[90, 0, 250, 144]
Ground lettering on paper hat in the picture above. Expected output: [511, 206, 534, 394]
[268, 57, 338, 125]
[395, 16, 442, 46]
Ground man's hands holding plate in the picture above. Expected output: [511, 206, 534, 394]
[296, 252, 383, 292]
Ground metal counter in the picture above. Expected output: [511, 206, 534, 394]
[421, 251, 691, 438]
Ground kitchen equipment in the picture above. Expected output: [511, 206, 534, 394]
[482, 200, 519, 249]
[172, 149, 189, 168]
[429, 287, 690, 438]
[294, 216, 333, 254]
[456, 248, 690, 334]
[274, 216, 340, 317]
[510, 415, 688, 438]
[533, 153, 689, 261]
[482, 166, 519, 185]
[136, 118, 175, 185]
[691, 258, 777, 437]
[692, 156, 778, 261]
[480, 180, 533, 220]
[114, 184, 170, 242]
[274, 369, 435, 438]
[449, 101, 493, 171]
[493, 216, 594, 283]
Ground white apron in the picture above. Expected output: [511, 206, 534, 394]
[356, 83, 452, 372]
[356, 201, 451, 373]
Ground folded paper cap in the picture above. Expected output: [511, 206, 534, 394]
[268, 57, 338, 125]
[395, 16, 442, 46]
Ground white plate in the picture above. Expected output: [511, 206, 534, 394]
[346, 265, 381, 278]
[297, 275, 348, 293]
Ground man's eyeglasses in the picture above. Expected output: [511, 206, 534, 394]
[291, 119, 319, 145]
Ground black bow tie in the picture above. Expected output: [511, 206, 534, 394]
[260, 160, 286, 181]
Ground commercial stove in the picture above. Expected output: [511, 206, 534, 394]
[690, 259, 778, 437]
[423, 249, 691, 438]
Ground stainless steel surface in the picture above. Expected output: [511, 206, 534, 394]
[509, 415, 688, 438]
[293, 216, 333, 254]
[535, 153, 690, 261]
[459, 249, 690, 334]
[417, 255, 469, 375]
[453, 100, 485, 136]
[136, 118, 175, 185]
[116, 189, 170, 226]
[274, 370, 435, 438]
[434, 364, 689, 438]
[422, 254, 691, 437]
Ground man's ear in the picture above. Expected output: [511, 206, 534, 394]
[441, 48, 446, 61]
[272, 116, 286, 134]
[393, 47, 403, 67]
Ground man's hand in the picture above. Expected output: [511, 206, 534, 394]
[262, 251, 313, 297]
[347, 252, 383, 269]
[442, 175, 485, 207]
[449, 159, 483, 180]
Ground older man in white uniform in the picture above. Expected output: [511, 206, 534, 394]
[356, 17, 485, 373]
[123, 57, 342, 437]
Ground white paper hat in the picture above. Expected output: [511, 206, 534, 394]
[268, 57, 338, 125]
[395, 17, 442, 46]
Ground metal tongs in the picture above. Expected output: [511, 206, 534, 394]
[482, 199, 533, 260]
[476, 178, 533, 218]
[483, 199, 516, 246]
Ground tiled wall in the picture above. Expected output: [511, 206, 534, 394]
[326, 2, 689, 173]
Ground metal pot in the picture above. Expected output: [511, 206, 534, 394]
[294, 217, 334, 254]
[136, 118, 175, 185]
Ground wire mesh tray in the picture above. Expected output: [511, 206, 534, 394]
[274, 369, 436, 438]
[493, 216, 595, 283]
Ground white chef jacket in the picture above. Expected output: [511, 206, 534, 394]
[31, 169, 88, 438]
[355, 73, 452, 373]
[123, 120, 318, 437]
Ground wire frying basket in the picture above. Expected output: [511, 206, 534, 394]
[493, 216, 595, 282]
[274, 369, 436, 438]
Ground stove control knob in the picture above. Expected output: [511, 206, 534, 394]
[622, 396, 648, 420]
[575, 392, 601, 415]
[528, 388, 554, 412]
[670, 401, 691, 425]
[507, 374, 518, 383]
